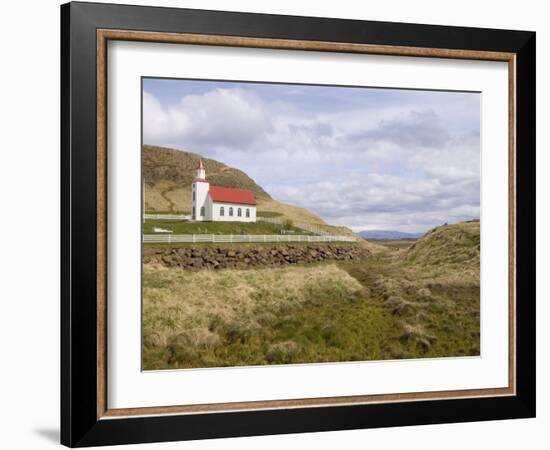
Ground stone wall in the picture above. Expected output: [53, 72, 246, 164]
[143, 244, 370, 270]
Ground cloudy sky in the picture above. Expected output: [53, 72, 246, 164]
[143, 78, 480, 233]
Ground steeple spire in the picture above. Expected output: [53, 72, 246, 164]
[195, 159, 206, 180]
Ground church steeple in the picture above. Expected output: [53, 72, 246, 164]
[192, 159, 209, 221]
[195, 159, 206, 180]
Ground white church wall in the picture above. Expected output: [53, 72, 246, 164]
[192, 180, 210, 221]
[204, 195, 214, 221]
[211, 202, 256, 222]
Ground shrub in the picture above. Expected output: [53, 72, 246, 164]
[282, 219, 294, 230]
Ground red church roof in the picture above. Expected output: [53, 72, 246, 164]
[209, 186, 256, 205]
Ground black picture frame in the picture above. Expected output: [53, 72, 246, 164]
[61, 1, 536, 447]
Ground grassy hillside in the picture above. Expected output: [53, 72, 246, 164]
[143, 145, 353, 235]
[403, 220, 480, 273]
[143, 145, 271, 212]
[143, 220, 480, 369]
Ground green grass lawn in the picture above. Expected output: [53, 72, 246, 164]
[143, 219, 313, 235]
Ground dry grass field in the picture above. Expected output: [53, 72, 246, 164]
[142, 221, 480, 370]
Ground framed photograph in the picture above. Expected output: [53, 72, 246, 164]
[61, 1, 535, 447]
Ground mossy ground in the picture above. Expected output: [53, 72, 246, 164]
[142, 263, 395, 369]
[142, 222, 480, 370]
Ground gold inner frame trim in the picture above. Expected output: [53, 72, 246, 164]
[96, 29, 517, 420]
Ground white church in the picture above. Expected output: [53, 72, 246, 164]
[191, 160, 257, 222]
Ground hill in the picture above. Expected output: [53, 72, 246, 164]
[403, 220, 480, 273]
[359, 230, 424, 240]
[143, 145, 271, 209]
[143, 145, 353, 235]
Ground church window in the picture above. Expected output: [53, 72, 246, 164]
[229, 207, 233, 216]
[200, 206, 205, 217]
[246, 208, 250, 218]
[192, 191, 195, 201]
[237, 208, 242, 217]
[220, 207, 224, 216]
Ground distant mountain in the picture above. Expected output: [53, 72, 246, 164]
[359, 230, 424, 240]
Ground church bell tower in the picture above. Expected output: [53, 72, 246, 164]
[191, 159, 209, 221]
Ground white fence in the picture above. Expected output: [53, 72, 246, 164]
[143, 234, 356, 244]
[143, 213, 190, 221]
[256, 217, 330, 236]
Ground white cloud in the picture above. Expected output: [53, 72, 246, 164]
[143, 85, 480, 233]
[143, 88, 273, 151]
[269, 172, 480, 232]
